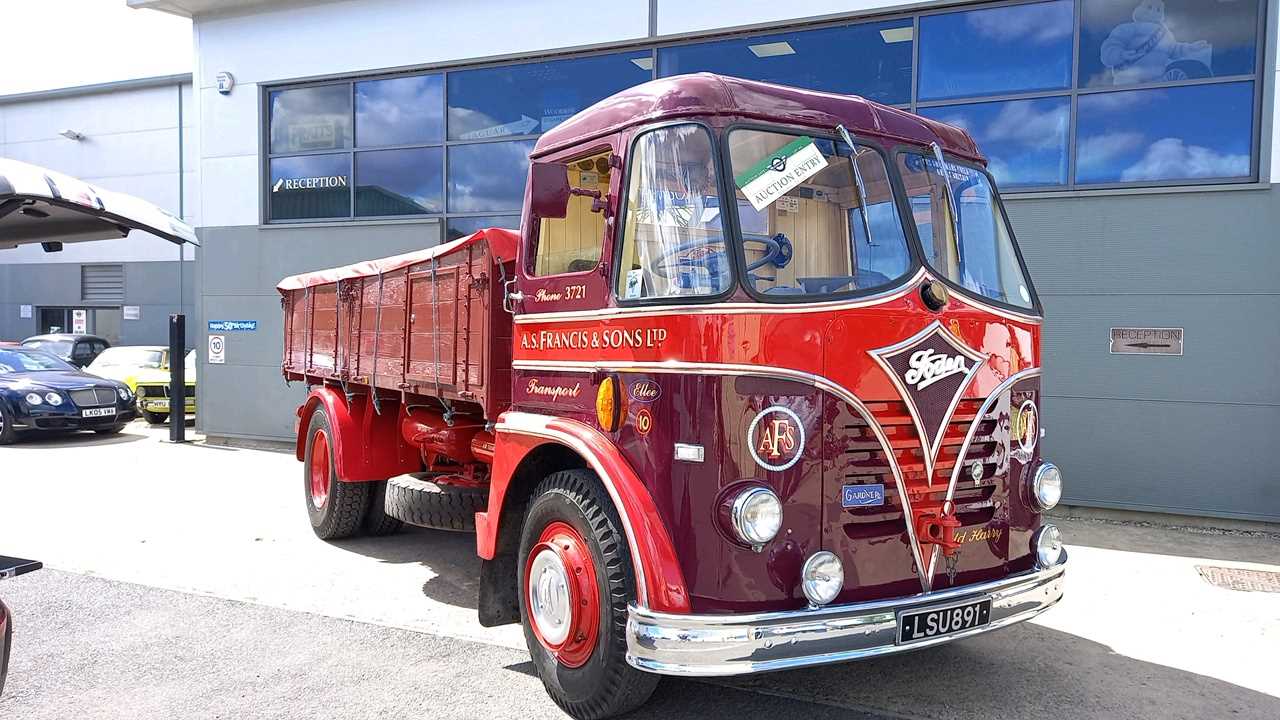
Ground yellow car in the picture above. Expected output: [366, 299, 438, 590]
[87, 347, 196, 424]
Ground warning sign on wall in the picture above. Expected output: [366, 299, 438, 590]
[208, 335, 226, 365]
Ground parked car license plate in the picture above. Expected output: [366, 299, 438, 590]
[898, 598, 991, 644]
[147, 399, 170, 410]
[82, 407, 116, 418]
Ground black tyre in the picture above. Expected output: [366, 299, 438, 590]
[94, 424, 126, 435]
[303, 407, 369, 540]
[384, 474, 486, 532]
[0, 403, 17, 445]
[142, 410, 169, 424]
[518, 469, 658, 719]
[361, 479, 404, 536]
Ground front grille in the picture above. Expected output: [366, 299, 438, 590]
[69, 387, 117, 407]
[838, 399, 1002, 526]
[138, 385, 193, 399]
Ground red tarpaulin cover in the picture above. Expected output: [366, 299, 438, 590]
[276, 227, 519, 292]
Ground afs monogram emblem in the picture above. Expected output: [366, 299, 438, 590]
[748, 406, 805, 472]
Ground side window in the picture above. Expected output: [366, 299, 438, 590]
[616, 124, 729, 300]
[72, 342, 94, 362]
[531, 149, 612, 276]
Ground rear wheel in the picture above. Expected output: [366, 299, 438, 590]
[303, 407, 369, 540]
[518, 470, 658, 719]
[361, 480, 404, 536]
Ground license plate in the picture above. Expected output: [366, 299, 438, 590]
[82, 407, 116, 418]
[898, 598, 991, 644]
[146, 399, 170, 410]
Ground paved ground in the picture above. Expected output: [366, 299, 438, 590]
[1, 421, 1279, 719]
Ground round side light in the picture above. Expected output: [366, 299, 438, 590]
[25, 392, 43, 406]
[44, 392, 63, 406]
[1033, 524, 1065, 569]
[801, 551, 844, 606]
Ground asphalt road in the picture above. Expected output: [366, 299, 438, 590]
[1, 421, 1279, 719]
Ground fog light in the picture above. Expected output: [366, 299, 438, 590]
[731, 487, 782, 546]
[1031, 462, 1062, 510]
[1033, 524, 1064, 568]
[45, 392, 63, 406]
[25, 392, 43, 406]
[801, 551, 843, 606]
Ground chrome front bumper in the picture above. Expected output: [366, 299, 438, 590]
[627, 556, 1066, 676]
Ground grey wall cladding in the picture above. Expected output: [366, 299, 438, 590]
[195, 220, 441, 442]
[1006, 186, 1280, 522]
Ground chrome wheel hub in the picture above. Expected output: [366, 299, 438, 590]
[528, 548, 573, 645]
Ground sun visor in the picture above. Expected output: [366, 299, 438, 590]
[0, 158, 197, 250]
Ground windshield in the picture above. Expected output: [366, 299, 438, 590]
[22, 339, 73, 357]
[728, 129, 911, 298]
[90, 347, 165, 369]
[896, 152, 1034, 310]
[0, 348, 75, 374]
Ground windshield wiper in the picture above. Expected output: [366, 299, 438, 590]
[929, 142, 963, 267]
[836, 125, 876, 247]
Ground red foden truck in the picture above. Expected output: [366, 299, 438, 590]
[279, 73, 1067, 719]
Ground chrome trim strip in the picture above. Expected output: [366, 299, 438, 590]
[627, 558, 1066, 676]
[926, 367, 1043, 580]
[494, 411, 651, 608]
[947, 289, 1044, 325]
[514, 268, 929, 323]
[511, 358, 933, 593]
[866, 320, 989, 485]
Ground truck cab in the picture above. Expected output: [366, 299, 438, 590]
[281, 73, 1065, 720]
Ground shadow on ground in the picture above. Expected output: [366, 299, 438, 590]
[332, 527, 482, 610]
[3, 428, 146, 449]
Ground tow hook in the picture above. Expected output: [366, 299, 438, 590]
[916, 506, 962, 557]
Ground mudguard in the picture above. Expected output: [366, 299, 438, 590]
[482, 411, 692, 614]
[295, 387, 419, 482]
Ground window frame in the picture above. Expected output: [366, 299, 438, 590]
[892, 144, 1044, 316]
[260, 0, 1270, 226]
[525, 142, 616, 279]
[721, 122, 925, 305]
[611, 120, 741, 307]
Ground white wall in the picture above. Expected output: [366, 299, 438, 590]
[0, 81, 196, 264]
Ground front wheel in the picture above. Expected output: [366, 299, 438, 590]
[518, 470, 658, 719]
[0, 403, 18, 445]
[303, 407, 369, 540]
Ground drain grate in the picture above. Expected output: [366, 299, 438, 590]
[1195, 565, 1280, 593]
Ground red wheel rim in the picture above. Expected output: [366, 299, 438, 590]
[523, 520, 600, 668]
[309, 430, 331, 510]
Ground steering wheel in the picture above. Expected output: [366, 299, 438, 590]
[651, 233, 794, 277]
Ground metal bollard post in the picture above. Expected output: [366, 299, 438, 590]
[168, 313, 186, 443]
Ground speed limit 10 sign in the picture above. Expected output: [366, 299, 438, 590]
[208, 334, 226, 364]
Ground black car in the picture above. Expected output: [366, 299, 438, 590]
[0, 347, 137, 444]
[20, 334, 110, 368]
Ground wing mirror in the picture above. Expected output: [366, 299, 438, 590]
[530, 162, 571, 219]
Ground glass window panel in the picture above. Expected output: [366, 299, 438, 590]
[269, 85, 352, 154]
[657, 19, 913, 106]
[533, 149, 612, 276]
[355, 75, 444, 147]
[727, 129, 912, 297]
[920, 97, 1070, 188]
[446, 215, 519, 242]
[448, 51, 652, 141]
[1080, 0, 1260, 88]
[355, 147, 443, 216]
[1075, 82, 1253, 184]
[616, 124, 730, 300]
[918, 0, 1073, 101]
[269, 154, 351, 220]
[447, 140, 536, 213]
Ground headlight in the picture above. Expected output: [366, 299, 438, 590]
[731, 487, 783, 545]
[25, 392, 43, 406]
[117, 386, 131, 400]
[801, 551, 844, 606]
[1032, 524, 1064, 568]
[1030, 462, 1062, 510]
[44, 392, 63, 406]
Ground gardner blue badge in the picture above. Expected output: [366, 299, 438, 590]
[842, 484, 885, 508]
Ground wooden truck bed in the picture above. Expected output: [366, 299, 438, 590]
[278, 228, 517, 420]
